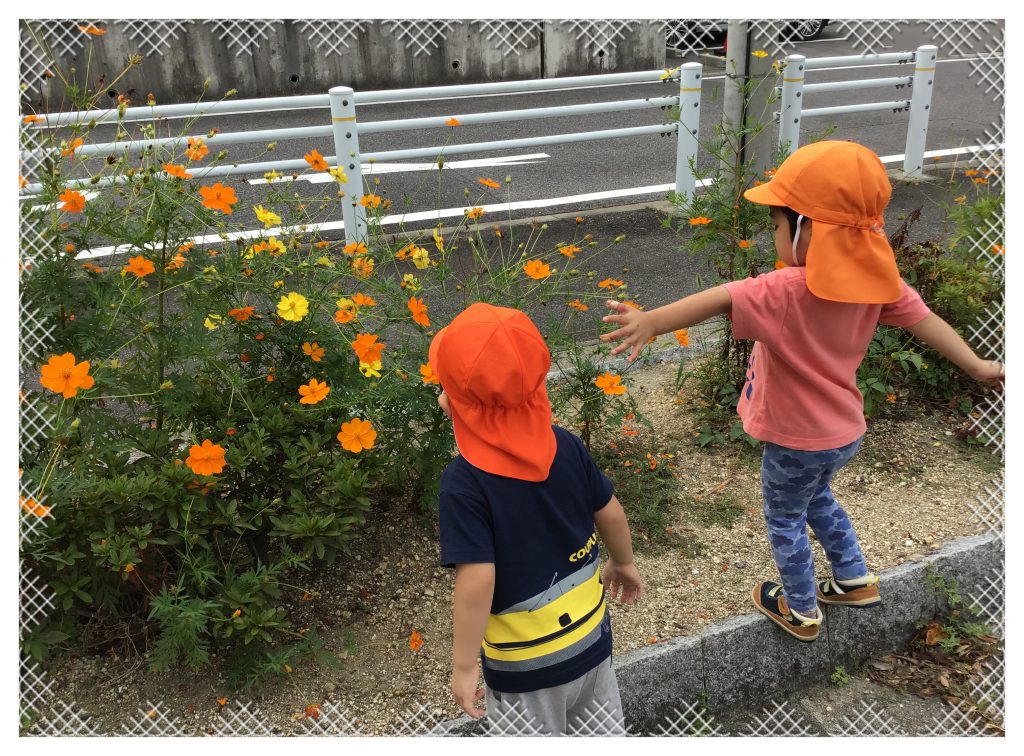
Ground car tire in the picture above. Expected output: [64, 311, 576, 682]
[789, 20, 827, 41]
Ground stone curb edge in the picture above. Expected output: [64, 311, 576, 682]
[435, 531, 1003, 734]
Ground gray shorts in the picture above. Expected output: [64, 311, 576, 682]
[485, 656, 625, 736]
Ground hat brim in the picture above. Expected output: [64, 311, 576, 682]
[742, 181, 787, 207]
[805, 221, 902, 304]
[448, 392, 557, 482]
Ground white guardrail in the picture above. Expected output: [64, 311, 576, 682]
[20, 66, 704, 247]
[21, 46, 937, 248]
[777, 45, 937, 177]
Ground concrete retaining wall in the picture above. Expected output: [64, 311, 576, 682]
[20, 20, 665, 105]
[438, 532, 1003, 734]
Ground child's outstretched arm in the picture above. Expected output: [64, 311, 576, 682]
[602, 286, 733, 362]
[594, 496, 645, 604]
[451, 563, 495, 719]
[906, 313, 1005, 386]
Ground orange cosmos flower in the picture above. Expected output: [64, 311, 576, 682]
[409, 629, 424, 652]
[408, 296, 430, 327]
[302, 342, 326, 361]
[337, 418, 376, 453]
[595, 372, 626, 396]
[228, 306, 256, 322]
[163, 163, 192, 179]
[738, 239, 751, 248]
[59, 189, 86, 213]
[886, 393, 897, 404]
[352, 333, 385, 364]
[334, 309, 355, 324]
[351, 292, 377, 308]
[124, 255, 156, 278]
[61, 138, 84, 158]
[774, 260, 787, 270]
[479, 177, 500, 189]
[568, 299, 589, 311]
[20, 496, 51, 518]
[689, 216, 712, 225]
[420, 363, 440, 385]
[598, 278, 624, 289]
[351, 257, 375, 278]
[165, 252, 187, 272]
[39, 354, 95, 401]
[992, 244, 1004, 255]
[360, 194, 382, 209]
[524, 260, 552, 280]
[560, 244, 581, 258]
[344, 241, 368, 257]
[446, 118, 461, 127]
[953, 195, 967, 204]
[22, 114, 43, 124]
[185, 439, 227, 476]
[298, 378, 330, 405]
[466, 207, 485, 220]
[304, 149, 328, 171]
[186, 137, 209, 161]
[674, 329, 689, 347]
[199, 183, 238, 214]
[974, 177, 988, 184]
[79, 23, 105, 35]
[964, 169, 979, 177]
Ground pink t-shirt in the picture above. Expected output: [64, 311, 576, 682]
[723, 267, 931, 451]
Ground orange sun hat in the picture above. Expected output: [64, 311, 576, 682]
[743, 140, 902, 304]
[429, 303, 556, 482]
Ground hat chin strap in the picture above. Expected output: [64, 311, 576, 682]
[791, 214, 806, 266]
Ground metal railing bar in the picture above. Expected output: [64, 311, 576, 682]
[358, 97, 680, 135]
[26, 94, 332, 128]
[361, 124, 678, 162]
[802, 51, 917, 69]
[352, 69, 677, 105]
[800, 76, 914, 94]
[21, 124, 335, 161]
[799, 100, 911, 118]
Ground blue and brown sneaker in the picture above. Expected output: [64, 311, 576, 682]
[751, 581, 823, 642]
[817, 573, 881, 607]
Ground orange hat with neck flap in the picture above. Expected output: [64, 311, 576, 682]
[429, 303, 556, 482]
[743, 140, 902, 304]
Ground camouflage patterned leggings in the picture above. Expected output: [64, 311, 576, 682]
[761, 437, 868, 614]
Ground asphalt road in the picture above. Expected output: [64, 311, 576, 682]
[34, 24, 1002, 240]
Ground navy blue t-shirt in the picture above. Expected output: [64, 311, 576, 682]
[439, 425, 615, 693]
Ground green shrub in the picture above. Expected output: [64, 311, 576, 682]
[19, 53, 636, 680]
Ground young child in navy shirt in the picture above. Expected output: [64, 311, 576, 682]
[430, 302, 645, 735]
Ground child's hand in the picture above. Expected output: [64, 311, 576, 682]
[601, 300, 655, 362]
[603, 559, 645, 605]
[451, 665, 485, 719]
[968, 358, 1005, 387]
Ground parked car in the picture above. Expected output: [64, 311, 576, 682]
[665, 20, 835, 55]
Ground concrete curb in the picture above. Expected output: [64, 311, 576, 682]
[435, 531, 1003, 735]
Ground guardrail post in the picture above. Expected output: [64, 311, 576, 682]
[778, 54, 806, 155]
[903, 44, 938, 178]
[329, 86, 367, 245]
[674, 62, 703, 201]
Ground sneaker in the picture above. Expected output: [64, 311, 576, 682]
[751, 581, 822, 642]
[817, 574, 881, 607]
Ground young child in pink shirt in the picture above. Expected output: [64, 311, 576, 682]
[602, 140, 1004, 641]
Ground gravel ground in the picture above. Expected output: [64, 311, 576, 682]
[29, 360, 1001, 736]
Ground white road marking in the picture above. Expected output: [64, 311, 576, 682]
[75, 142, 1002, 261]
[246, 153, 551, 184]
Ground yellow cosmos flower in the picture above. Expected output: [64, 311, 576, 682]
[204, 314, 224, 331]
[411, 247, 430, 269]
[277, 292, 309, 322]
[359, 360, 382, 378]
[328, 167, 348, 183]
[254, 205, 281, 228]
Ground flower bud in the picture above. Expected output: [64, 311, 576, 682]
[160, 380, 174, 390]
[70, 418, 81, 429]
[614, 235, 626, 243]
